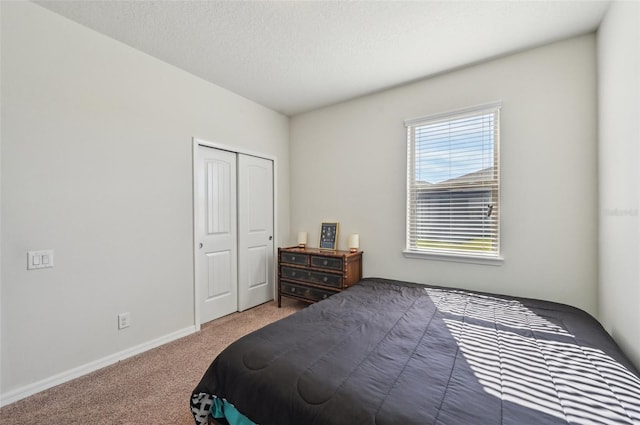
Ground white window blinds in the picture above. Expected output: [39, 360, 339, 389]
[405, 102, 501, 259]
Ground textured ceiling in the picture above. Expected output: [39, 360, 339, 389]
[35, 0, 610, 116]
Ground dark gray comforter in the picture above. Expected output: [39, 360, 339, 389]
[192, 278, 640, 425]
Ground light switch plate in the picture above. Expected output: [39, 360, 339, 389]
[28, 250, 54, 270]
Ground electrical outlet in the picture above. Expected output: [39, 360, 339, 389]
[118, 312, 130, 330]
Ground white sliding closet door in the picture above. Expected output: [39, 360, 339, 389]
[238, 155, 274, 311]
[195, 146, 238, 323]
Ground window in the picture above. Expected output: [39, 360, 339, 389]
[404, 102, 501, 262]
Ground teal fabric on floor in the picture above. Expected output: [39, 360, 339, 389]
[211, 397, 257, 425]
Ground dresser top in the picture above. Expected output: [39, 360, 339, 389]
[280, 246, 362, 257]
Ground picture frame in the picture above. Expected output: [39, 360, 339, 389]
[319, 222, 339, 250]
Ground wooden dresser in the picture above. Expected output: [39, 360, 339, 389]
[278, 247, 363, 306]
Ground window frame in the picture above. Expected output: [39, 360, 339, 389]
[403, 101, 503, 265]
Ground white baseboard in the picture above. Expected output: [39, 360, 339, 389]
[0, 325, 197, 407]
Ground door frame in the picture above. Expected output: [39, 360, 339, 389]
[192, 137, 278, 330]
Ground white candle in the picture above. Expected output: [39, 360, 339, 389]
[348, 234, 359, 252]
[297, 231, 308, 247]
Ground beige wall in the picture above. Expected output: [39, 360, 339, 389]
[1, 1, 289, 401]
[291, 35, 598, 315]
[597, 0, 640, 368]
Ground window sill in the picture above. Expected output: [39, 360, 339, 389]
[403, 250, 504, 266]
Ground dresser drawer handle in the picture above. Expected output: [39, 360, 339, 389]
[323, 260, 328, 266]
[322, 294, 328, 299]
[323, 276, 328, 282]
[291, 287, 296, 292]
[291, 271, 296, 277]
[291, 256, 296, 261]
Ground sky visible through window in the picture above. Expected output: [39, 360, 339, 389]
[415, 113, 495, 184]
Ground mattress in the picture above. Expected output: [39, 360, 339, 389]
[191, 278, 640, 425]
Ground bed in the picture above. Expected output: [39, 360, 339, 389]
[191, 277, 640, 425]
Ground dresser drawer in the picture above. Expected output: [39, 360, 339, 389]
[310, 255, 343, 270]
[281, 252, 308, 266]
[281, 266, 310, 281]
[307, 270, 342, 288]
[280, 282, 335, 302]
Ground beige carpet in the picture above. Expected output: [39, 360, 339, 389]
[0, 298, 305, 424]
